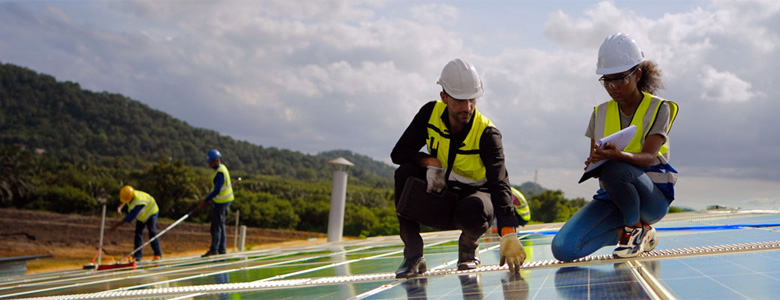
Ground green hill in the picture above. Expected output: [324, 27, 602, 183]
[0, 61, 403, 236]
[0, 61, 394, 186]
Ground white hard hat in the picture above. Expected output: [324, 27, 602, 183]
[596, 33, 645, 75]
[437, 58, 484, 100]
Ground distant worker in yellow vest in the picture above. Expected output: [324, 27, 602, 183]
[511, 187, 531, 227]
[552, 33, 678, 261]
[198, 149, 234, 257]
[391, 58, 526, 278]
[108, 185, 162, 262]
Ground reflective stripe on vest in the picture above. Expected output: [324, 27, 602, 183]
[511, 187, 531, 222]
[593, 92, 679, 198]
[426, 100, 492, 186]
[212, 164, 234, 203]
[128, 190, 159, 223]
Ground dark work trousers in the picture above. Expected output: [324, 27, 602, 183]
[134, 214, 162, 261]
[394, 162, 494, 261]
[210, 202, 231, 254]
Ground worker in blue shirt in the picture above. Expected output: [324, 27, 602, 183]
[198, 149, 235, 257]
[108, 185, 162, 262]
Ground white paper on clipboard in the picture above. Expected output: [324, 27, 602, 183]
[578, 125, 637, 183]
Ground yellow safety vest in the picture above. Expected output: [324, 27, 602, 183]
[212, 164, 234, 203]
[593, 92, 679, 197]
[511, 187, 531, 222]
[594, 92, 678, 159]
[426, 100, 493, 186]
[128, 190, 159, 223]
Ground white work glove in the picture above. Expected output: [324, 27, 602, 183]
[425, 166, 446, 193]
[500, 234, 526, 273]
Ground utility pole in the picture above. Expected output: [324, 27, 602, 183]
[534, 169, 538, 184]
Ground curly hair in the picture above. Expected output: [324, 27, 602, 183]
[636, 60, 664, 95]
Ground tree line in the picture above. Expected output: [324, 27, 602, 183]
[0, 143, 592, 237]
[0, 144, 397, 237]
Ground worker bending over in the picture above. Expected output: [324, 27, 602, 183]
[109, 185, 162, 262]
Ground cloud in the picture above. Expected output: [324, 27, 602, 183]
[698, 65, 759, 102]
[409, 3, 457, 25]
[1, 0, 779, 203]
[710, 0, 780, 53]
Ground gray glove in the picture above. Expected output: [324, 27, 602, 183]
[500, 234, 526, 273]
[426, 166, 446, 193]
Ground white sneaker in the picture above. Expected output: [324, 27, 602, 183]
[613, 226, 648, 258]
[643, 224, 658, 252]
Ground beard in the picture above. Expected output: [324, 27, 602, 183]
[451, 110, 472, 126]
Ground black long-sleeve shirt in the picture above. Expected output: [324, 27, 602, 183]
[391, 101, 518, 230]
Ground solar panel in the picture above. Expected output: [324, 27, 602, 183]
[3, 210, 780, 300]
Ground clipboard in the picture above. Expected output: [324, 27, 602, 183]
[578, 125, 636, 183]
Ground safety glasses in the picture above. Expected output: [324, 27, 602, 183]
[599, 67, 638, 88]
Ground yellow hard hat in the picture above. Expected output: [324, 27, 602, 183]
[120, 185, 135, 203]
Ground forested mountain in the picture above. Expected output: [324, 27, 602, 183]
[0, 62, 394, 186]
[518, 181, 546, 198]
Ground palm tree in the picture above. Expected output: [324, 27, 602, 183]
[0, 145, 38, 207]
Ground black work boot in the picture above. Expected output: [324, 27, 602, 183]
[395, 256, 427, 278]
[457, 247, 480, 270]
[457, 258, 481, 270]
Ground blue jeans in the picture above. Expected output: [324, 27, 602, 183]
[134, 214, 162, 261]
[210, 202, 231, 254]
[551, 161, 670, 261]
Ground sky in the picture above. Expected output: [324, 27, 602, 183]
[1, 0, 779, 210]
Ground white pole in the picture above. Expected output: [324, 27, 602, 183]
[98, 205, 106, 265]
[233, 210, 240, 252]
[327, 157, 353, 243]
[328, 169, 348, 242]
[122, 211, 191, 261]
[239, 225, 247, 251]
